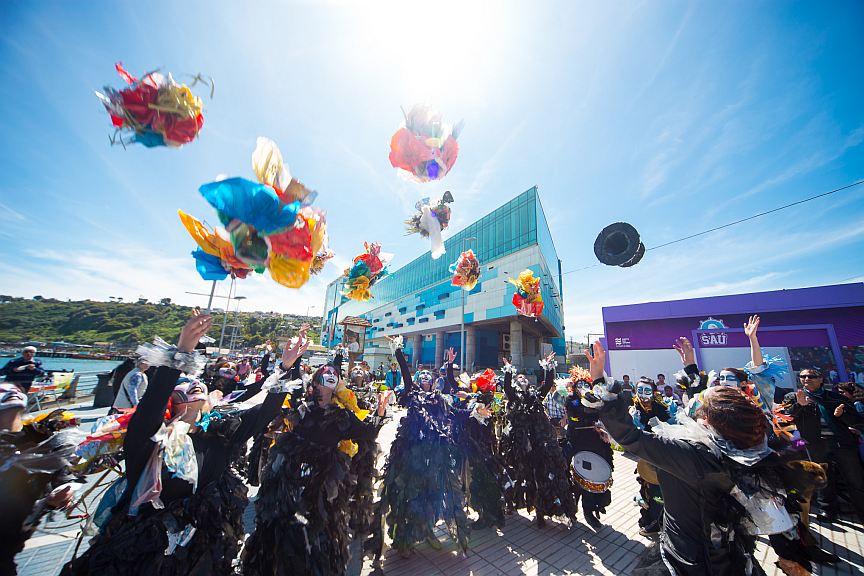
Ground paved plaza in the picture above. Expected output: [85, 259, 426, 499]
[13, 402, 864, 576]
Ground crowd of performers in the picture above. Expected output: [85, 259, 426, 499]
[1, 312, 864, 576]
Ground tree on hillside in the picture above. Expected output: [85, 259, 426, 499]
[159, 297, 172, 306]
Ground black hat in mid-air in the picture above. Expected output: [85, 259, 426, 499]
[594, 222, 644, 267]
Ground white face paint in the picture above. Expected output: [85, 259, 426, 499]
[516, 374, 530, 390]
[418, 371, 433, 390]
[321, 366, 339, 389]
[636, 384, 654, 401]
[717, 370, 740, 388]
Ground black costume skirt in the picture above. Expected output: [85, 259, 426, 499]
[62, 472, 247, 576]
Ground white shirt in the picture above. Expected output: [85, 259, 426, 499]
[113, 368, 148, 410]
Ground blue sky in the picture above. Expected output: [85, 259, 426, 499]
[1, 0, 862, 338]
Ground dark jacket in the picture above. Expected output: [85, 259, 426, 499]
[0, 357, 45, 392]
[601, 383, 773, 576]
[785, 387, 862, 451]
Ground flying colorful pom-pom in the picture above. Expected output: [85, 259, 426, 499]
[389, 104, 461, 183]
[179, 137, 332, 289]
[508, 269, 544, 318]
[95, 62, 213, 148]
[405, 191, 454, 259]
[450, 249, 480, 291]
[343, 242, 393, 301]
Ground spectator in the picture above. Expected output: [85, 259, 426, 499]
[622, 374, 632, 390]
[384, 362, 401, 391]
[0, 346, 45, 393]
[112, 358, 150, 412]
[785, 367, 864, 522]
[109, 358, 135, 401]
[543, 379, 568, 437]
[837, 381, 864, 416]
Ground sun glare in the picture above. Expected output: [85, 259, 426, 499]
[356, 0, 505, 104]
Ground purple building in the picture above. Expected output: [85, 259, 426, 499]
[602, 283, 864, 389]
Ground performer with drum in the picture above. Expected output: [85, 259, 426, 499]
[565, 366, 614, 528]
[630, 377, 675, 536]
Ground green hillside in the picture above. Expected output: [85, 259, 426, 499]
[0, 296, 321, 351]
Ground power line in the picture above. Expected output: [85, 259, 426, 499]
[561, 179, 864, 276]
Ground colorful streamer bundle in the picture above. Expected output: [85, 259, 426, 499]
[472, 368, 497, 393]
[404, 191, 454, 259]
[450, 249, 480, 291]
[95, 62, 212, 148]
[389, 104, 462, 182]
[180, 138, 332, 288]
[343, 242, 392, 301]
[508, 269, 544, 318]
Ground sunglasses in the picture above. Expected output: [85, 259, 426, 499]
[800, 374, 821, 380]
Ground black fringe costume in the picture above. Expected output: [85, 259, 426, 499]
[632, 394, 671, 532]
[500, 366, 577, 525]
[445, 361, 507, 530]
[564, 388, 614, 522]
[63, 360, 289, 576]
[1, 410, 79, 575]
[373, 347, 470, 558]
[241, 351, 386, 576]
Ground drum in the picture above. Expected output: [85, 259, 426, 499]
[571, 451, 613, 493]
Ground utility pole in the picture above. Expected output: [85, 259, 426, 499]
[460, 236, 477, 369]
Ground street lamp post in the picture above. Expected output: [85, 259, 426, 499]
[460, 237, 477, 370]
[218, 277, 236, 352]
[228, 296, 247, 352]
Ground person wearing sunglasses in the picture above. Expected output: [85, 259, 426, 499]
[786, 367, 864, 523]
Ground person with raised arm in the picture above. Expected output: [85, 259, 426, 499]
[442, 348, 505, 530]
[565, 365, 617, 528]
[499, 352, 577, 527]
[373, 337, 469, 560]
[241, 339, 390, 576]
[594, 339, 829, 576]
[64, 312, 305, 576]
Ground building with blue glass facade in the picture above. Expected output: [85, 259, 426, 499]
[321, 186, 565, 372]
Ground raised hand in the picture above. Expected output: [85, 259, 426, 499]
[795, 389, 811, 406]
[282, 324, 312, 368]
[744, 315, 760, 339]
[673, 337, 695, 366]
[178, 310, 213, 353]
[834, 404, 845, 418]
[445, 347, 456, 364]
[583, 340, 606, 382]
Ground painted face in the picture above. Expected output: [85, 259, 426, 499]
[172, 379, 209, 404]
[717, 370, 740, 387]
[418, 371, 433, 389]
[350, 368, 365, 383]
[636, 384, 653, 401]
[0, 383, 27, 412]
[516, 374, 530, 390]
[321, 366, 339, 389]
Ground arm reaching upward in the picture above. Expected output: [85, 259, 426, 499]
[444, 347, 458, 394]
[501, 357, 517, 401]
[538, 351, 556, 398]
[744, 315, 764, 368]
